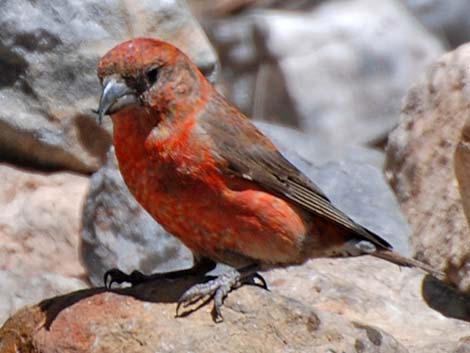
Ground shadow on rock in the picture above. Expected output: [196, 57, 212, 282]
[39, 287, 106, 330]
[38, 272, 214, 330]
[422, 274, 470, 321]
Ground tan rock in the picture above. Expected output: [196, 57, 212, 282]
[267, 257, 470, 353]
[0, 164, 89, 277]
[0, 270, 87, 326]
[0, 280, 407, 353]
[384, 44, 470, 290]
[2, 256, 469, 352]
[455, 116, 470, 244]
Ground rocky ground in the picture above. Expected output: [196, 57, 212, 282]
[1, 0, 470, 352]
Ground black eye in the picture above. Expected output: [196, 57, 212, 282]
[146, 67, 159, 84]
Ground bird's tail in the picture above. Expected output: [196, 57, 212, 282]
[372, 249, 445, 281]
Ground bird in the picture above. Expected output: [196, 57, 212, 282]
[97, 37, 443, 320]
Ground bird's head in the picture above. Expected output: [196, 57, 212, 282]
[97, 38, 206, 123]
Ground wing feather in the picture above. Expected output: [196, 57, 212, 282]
[199, 94, 392, 249]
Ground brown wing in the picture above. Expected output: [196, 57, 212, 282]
[199, 93, 392, 249]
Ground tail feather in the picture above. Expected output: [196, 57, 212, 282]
[372, 249, 445, 281]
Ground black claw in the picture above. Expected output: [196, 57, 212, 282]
[176, 295, 213, 319]
[103, 268, 148, 288]
[104, 272, 111, 288]
[252, 273, 269, 291]
[175, 302, 182, 317]
[241, 272, 269, 291]
[103, 268, 126, 288]
[211, 305, 224, 323]
[176, 290, 207, 317]
[175, 297, 195, 316]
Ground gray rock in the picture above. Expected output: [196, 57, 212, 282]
[204, 14, 258, 115]
[252, 0, 444, 145]
[399, 0, 470, 48]
[255, 121, 385, 168]
[310, 161, 411, 255]
[188, 0, 328, 17]
[206, 0, 444, 145]
[0, 0, 217, 172]
[81, 148, 193, 286]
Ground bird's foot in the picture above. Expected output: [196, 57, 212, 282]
[176, 266, 268, 322]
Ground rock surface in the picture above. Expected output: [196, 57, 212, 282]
[205, 0, 444, 145]
[0, 276, 408, 353]
[267, 257, 470, 353]
[0, 0, 217, 172]
[399, 0, 470, 48]
[0, 164, 88, 278]
[2, 256, 470, 353]
[0, 270, 86, 326]
[0, 164, 89, 324]
[309, 161, 411, 255]
[385, 44, 470, 291]
[255, 121, 385, 168]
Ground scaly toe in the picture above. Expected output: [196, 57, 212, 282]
[212, 283, 232, 321]
[176, 269, 242, 319]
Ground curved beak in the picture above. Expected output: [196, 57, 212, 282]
[98, 75, 136, 124]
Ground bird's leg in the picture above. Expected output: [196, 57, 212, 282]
[103, 257, 216, 288]
[176, 263, 268, 322]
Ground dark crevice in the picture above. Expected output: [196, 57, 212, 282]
[0, 42, 29, 87]
[13, 28, 62, 52]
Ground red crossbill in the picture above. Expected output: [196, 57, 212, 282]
[97, 38, 442, 320]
